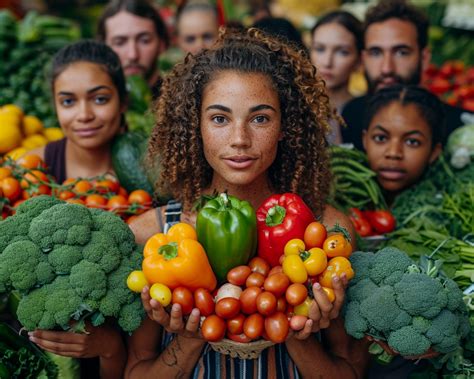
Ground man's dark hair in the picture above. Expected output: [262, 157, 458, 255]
[364, 0, 429, 50]
[97, 0, 170, 48]
[365, 85, 446, 147]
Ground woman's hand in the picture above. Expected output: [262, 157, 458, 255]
[290, 273, 348, 340]
[141, 286, 201, 339]
[28, 322, 123, 359]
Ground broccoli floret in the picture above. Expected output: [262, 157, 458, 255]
[394, 273, 447, 318]
[360, 286, 412, 333]
[443, 278, 465, 312]
[90, 209, 136, 256]
[36, 261, 55, 285]
[15, 195, 63, 219]
[344, 301, 367, 339]
[347, 278, 378, 303]
[82, 231, 121, 273]
[0, 213, 32, 252]
[349, 251, 374, 284]
[0, 240, 45, 291]
[69, 261, 107, 301]
[29, 203, 93, 251]
[16, 285, 49, 330]
[387, 326, 431, 356]
[369, 247, 413, 285]
[412, 316, 431, 334]
[44, 277, 83, 328]
[129, 245, 144, 270]
[48, 245, 83, 274]
[426, 310, 459, 347]
[118, 297, 146, 333]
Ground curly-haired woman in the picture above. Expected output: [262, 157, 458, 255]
[126, 28, 369, 379]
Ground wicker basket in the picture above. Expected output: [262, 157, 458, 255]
[209, 338, 274, 359]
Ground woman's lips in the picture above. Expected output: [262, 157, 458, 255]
[224, 157, 256, 169]
[73, 126, 103, 138]
[378, 168, 406, 180]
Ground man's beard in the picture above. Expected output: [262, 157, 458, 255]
[366, 61, 422, 94]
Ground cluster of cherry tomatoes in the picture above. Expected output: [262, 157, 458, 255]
[0, 154, 152, 223]
[348, 208, 396, 237]
[133, 222, 355, 345]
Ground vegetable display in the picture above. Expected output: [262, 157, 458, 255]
[0, 196, 146, 334]
[197, 192, 257, 282]
[256, 193, 315, 267]
[344, 247, 470, 357]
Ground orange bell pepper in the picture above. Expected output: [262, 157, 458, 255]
[142, 225, 217, 292]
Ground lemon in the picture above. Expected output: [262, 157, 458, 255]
[0, 104, 24, 119]
[0, 124, 22, 154]
[43, 127, 64, 142]
[0, 112, 22, 128]
[4, 147, 27, 160]
[23, 115, 44, 136]
[21, 134, 48, 150]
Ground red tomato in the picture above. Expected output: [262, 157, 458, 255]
[243, 313, 264, 340]
[248, 257, 270, 276]
[365, 210, 396, 234]
[201, 315, 226, 342]
[256, 291, 277, 316]
[227, 332, 252, 343]
[94, 179, 120, 194]
[429, 78, 452, 95]
[1, 177, 21, 201]
[172, 287, 194, 315]
[285, 283, 308, 306]
[227, 265, 252, 286]
[226, 314, 245, 335]
[194, 288, 215, 316]
[357, 218, 373, 237]
[264, 312, 289, 343]
[276, 297, 287, 313]
[215, 298, 240, 319]
[263, 273, 290, 297]
[462, 98, 474, 112]
[240, 286, 262, 314]
[85, 194, 107, 209]
[128, 189, 153, 205]
[268, 266, 283, 276]
[245, 272, 265, 288]
[58, 190, 75, 201]
[303, 221, 327, 248]
[107, 195, 129, 214]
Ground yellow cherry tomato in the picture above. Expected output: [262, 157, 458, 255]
[318, 257, 354, 288]
[282, 255, 308, 284]
[149, 283, 172, 307]
[293, 297, 312, 316]
[323, 234, 352, 258]
[284, 239, 305, 256]
[301, 247, 327, 276]
[127, 270, 149, 293]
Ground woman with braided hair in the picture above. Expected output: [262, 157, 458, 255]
[126, 28, 369, 378]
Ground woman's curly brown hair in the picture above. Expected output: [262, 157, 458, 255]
[147, 28, 333, 214]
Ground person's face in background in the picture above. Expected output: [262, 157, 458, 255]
[363, 101, 441, 194]
[311, 22, 360, 92]
[54, 61, 123, 150]
[177, 10, 218, 55]
[362, 18, 430, 94]
[105, 11, 163, 83]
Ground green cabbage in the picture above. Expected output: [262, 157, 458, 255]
[446, 124, 474, 169]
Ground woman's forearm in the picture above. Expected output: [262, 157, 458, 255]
[127, 335, 206, 379]
[99, 331, 127, 379]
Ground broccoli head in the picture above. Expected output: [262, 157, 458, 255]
[118, 297, 146, 333]
[394, 273, 447, 318]
[0, 240, 46, 292]
[15, 195, 63, 220]
[28, 203, 93, 251]
[82, 231, 121, 273]
[69, 261, 107, 301]
[48, 245, 83, 274]
[387, 325, 431, 356]
[368, 247, 413, 285]
[425, 309, 468, 354]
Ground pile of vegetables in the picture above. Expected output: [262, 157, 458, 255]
[0, 10, 81, 127]
[344, 247, 470, 357]
[0, 195, 145, 334]
[0, 154, 153, 223]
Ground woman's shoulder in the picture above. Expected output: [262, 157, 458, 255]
[129, 208, 162, 245]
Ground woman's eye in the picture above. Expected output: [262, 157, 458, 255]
[94, 95, 109, 105]
[372, 134, 387, 143]
[60, 98, 74, 107]
[253, 115, 268, 124]
[211, 115, 227, 124]
[406, 138, 421, 147]
[337, 49, 350, 57]
[312, 45, 325, 53]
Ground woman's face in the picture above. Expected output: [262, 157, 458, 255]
[54, 61, 123, 150]
[200, 71, 282, 189]
[178, 10, 218, 55]
[363, 101, 441, 193]
[311, 22, 360, 91]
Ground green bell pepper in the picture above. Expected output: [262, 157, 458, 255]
[196, 193, 257, 283]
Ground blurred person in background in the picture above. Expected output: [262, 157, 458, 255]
[341, 0, 471, 150]
[97, 0, 170, 99]
[176, 1, 219, 55]
[310, 10, 363, 144]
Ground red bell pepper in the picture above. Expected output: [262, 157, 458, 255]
[256, 193, 314, 267]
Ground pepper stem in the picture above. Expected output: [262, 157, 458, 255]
[265, 205, 286, 227]
[158, 242, 178, 260]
